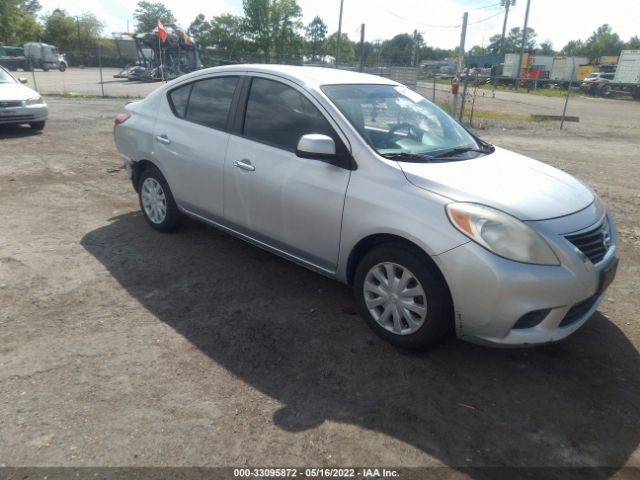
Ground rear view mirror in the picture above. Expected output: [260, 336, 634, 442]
[296, 134, 336, 160]
[19, 78, 28, 84]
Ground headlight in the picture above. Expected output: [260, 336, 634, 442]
[446, 202, 560, 265]
[25, 96, 43, 105]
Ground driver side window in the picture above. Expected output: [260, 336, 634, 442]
[243, 78, 336, 152]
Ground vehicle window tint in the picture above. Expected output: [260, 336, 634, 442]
[185, 76, 239, 129]
[168, 83, 192, 118]
[243, 78, 335, 151]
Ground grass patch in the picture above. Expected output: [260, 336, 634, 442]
[434, 100, 534, 123]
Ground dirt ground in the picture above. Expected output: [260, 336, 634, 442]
[0, 93, 639, 476]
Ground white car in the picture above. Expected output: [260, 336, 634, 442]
[0, 65, 47, 130]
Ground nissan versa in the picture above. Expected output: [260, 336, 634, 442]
[113, 65, 618, 349]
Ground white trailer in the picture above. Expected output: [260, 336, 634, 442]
[531, 55, 553, 73]
[502, 53, 520, 78]
[598, 50, 640, 99]
[550, 56, 589, 82]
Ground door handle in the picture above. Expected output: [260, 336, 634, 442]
[155, 134, 171, 145]
[233, 159, 255, 172]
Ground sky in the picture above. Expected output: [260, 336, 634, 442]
[38, 0, 640, 51]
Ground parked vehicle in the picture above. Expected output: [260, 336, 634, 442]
[0, 43, 66, 72]
[580, 72, 615, 95]
[23, 43, 67, 71]
[0, 65, 47, 130]
[610, 50, 640, 99]
[114, 65, 618, 349]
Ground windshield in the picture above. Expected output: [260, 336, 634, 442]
[0, 68, 17, 84]
[322, 83, 483, 161]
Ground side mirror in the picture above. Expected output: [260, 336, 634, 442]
[296, 134, 336, 160]
[19, 78, 28, 84]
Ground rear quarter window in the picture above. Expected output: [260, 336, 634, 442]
[168, 83, 192, 118]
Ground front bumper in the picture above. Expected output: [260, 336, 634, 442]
[435, 203, 618, 346]
[0, 103, 48, 125]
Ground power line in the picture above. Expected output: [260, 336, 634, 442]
[383, 8, 503, 29]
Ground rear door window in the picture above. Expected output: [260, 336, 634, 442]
[168, 76, 239, 130]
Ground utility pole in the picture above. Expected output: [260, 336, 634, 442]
[452, 12, 468, 116]
[499, 0, 515, 57]
[335, 0, 344, 68]
[359, 24, 365, 72]
[515, 0, 531, 91]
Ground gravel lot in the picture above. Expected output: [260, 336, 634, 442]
[0, 92, 639, 475]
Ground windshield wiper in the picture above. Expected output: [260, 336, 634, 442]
[380, 152, 435, 161]
[431, 145, 495, 159]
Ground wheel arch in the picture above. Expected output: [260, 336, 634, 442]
[131, 159, 160, 192]
[345, 233, 452, 296]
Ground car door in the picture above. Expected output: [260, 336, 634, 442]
[223, 76, 352, 272]
[152, 75, 240, 220]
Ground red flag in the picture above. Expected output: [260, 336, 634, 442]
[157, 19, 167, 42]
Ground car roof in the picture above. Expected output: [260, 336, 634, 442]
[184, 64, 399, 88]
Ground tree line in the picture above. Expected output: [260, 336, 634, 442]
[1, 0, 638, 67]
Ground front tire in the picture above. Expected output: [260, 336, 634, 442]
[138, 166, 182, 232]
[29, 121, 45, 131]
[354, 245, 452, 349]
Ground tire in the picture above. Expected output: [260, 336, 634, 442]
[29, 121, 45, 131]
[42, 67, 49, 72]
[59, 63, 67, 72]
[138, 166, 182, 233]
[354, 244, 453, 349]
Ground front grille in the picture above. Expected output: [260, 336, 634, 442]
[565, 221, 609, 264]
[0, 100, 23, 108]
[560, 294, 599, 327]
[0, 115, 34, 123]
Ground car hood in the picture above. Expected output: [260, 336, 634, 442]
[0, 82, 38, 101]
[399, 146, 594, 221]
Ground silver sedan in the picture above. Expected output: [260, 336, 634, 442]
[114, 65, 618, 349]
[0, 66, 47, 130]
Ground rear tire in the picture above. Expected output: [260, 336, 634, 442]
[354, 244, 453, 349]
[138, 166, 182, 233]
[29, 121, 45, 131]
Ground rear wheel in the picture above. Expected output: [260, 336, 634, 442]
[354, 245, 452, 349]
[138, 166, 182, 232]
[29, 121, 45, 131]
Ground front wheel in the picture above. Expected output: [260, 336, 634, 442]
[29, 121, 45, 131]
[138, 166, 183, 232]
[354, 245, 453, 349]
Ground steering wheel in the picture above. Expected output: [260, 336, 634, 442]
[388, 122, 424, 142]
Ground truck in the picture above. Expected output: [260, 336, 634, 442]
[0, 43, 67, 71]
[23, 43, 67, 71]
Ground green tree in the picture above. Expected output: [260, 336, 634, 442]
[242, 0, 302, 63]
[0, 0, 42, 44]
[201, 14, 247, 62]
[322, 32, 355, 64]
[536, 40, 554, 55]
[134, 1, 176, 33]
[560, 39, 585, 56]
[583, 24, 624, 56]
[42, 10, 103, 54]
[188, 14, 208, 44]
[627, 36, 640, 50]
[487, 27, 536, 54]
[379, 32, 422, 66]
[305, 16, 327, 61]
